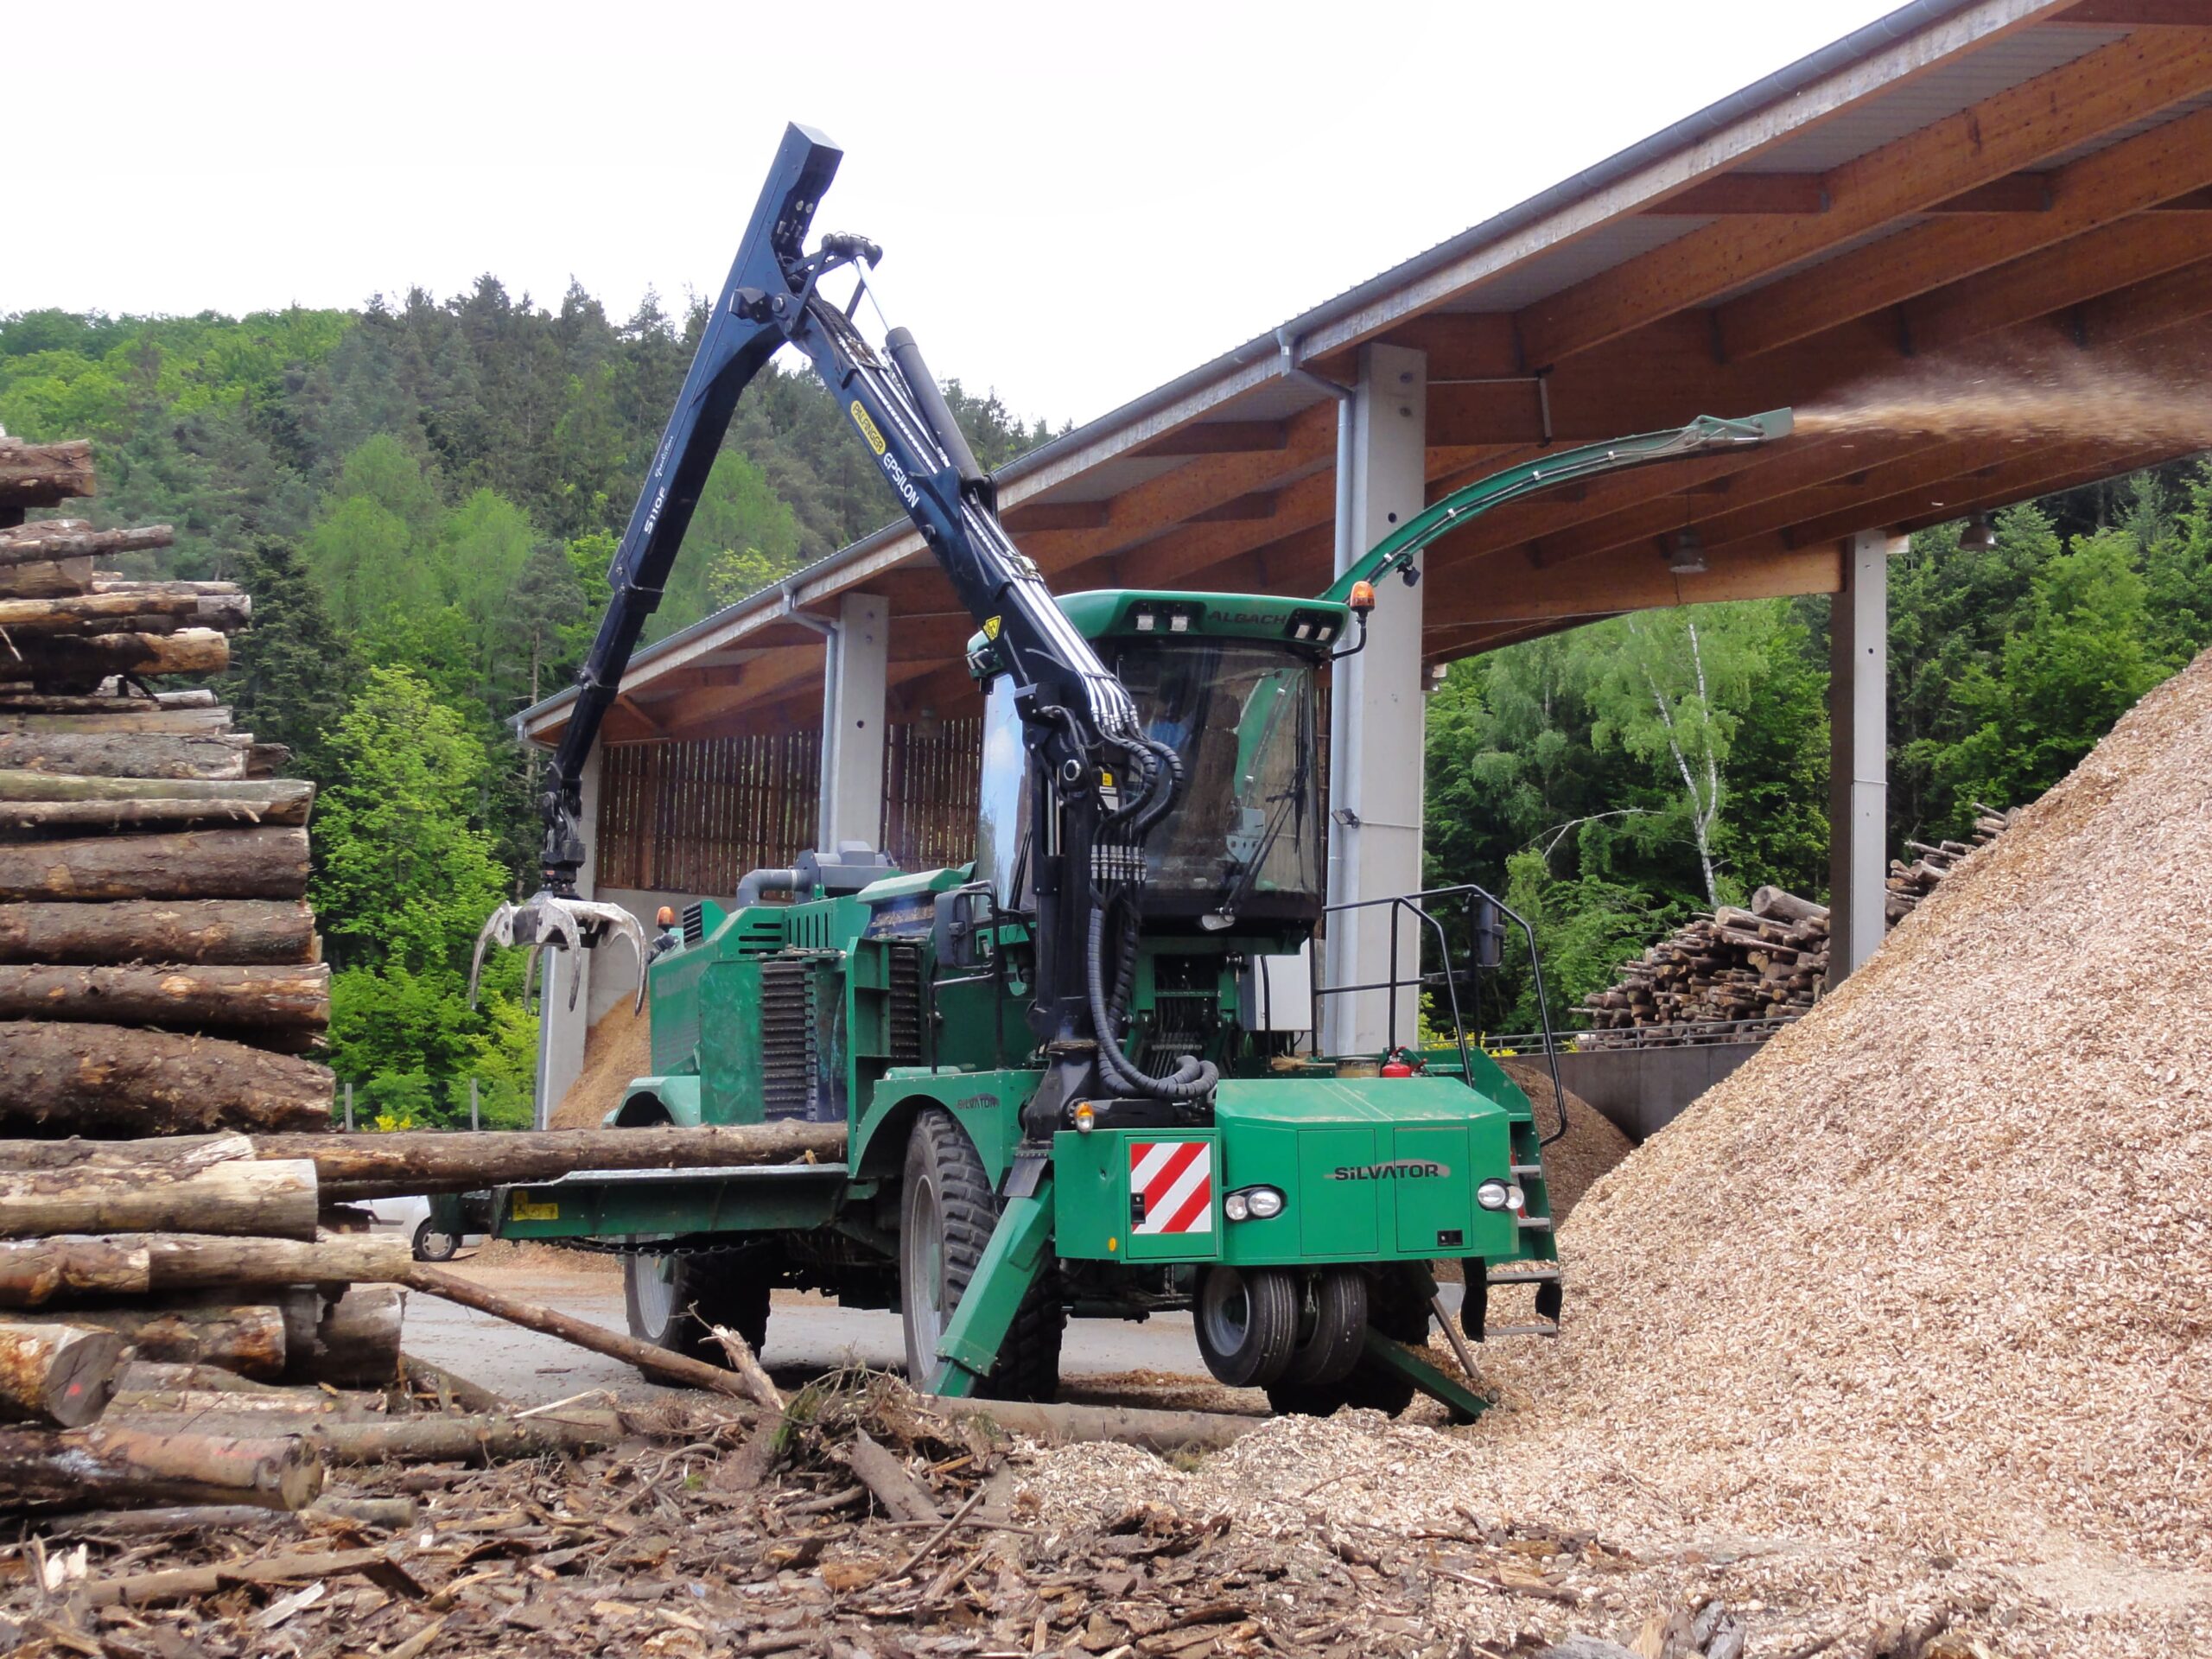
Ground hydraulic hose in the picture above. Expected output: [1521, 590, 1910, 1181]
[1087, 904, 1218, 1102]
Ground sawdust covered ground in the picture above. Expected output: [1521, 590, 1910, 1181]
[1026, 648, 2212, 1657]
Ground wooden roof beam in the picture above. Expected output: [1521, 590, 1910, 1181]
[1701, 437, 2170, 562]
[1134, 421, 1292, 458]
[1418, 539, 1843, 632]
[2050, 1, 2212, 24]
[1517, 27, 2212, 369]
[1718, 99, 2212, 359]
[1010, 401, 1338, 566]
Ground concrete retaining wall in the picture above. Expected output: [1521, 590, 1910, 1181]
[1553, 1042, 1765, 1142]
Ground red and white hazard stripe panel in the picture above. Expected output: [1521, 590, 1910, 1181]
[1130, 1140, 1213, 1236]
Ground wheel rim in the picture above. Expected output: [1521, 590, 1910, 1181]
[629, 1252, 680, 1336]
[1200, 1270, 1254, 1360]
[421, 1232, 455, 1259]
[903, 1175, 946, 1374]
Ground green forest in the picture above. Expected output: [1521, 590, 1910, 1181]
[3, 291, 2206, 1112]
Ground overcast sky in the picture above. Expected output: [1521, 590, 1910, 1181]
[14, 1, 1903, 427]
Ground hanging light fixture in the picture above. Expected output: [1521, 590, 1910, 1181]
[1667, 493, 1707, 575]
[1958, 511, 1998, 552]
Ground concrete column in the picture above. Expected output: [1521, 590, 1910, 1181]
[817, 591, 890, 852]
[533, 743, 602, 1129]
[1323, 341, 1427, 1054]
[1827, 530, 1897, 988]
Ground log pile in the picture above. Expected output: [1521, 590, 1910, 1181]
[1579, 807, 2014, 1047]
[1886, 802, 2015, 921]
[1578, 887, 1832, 1044]
[0, 439, 333, 1123]
[0, 439, 370, 1517]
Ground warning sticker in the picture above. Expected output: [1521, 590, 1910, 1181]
[1129, 1141, 1214, 1236]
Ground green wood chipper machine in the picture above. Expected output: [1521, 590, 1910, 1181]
[469, 124, 1790, 1417]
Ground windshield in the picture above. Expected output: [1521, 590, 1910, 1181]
[1110, 640, 1323, 919]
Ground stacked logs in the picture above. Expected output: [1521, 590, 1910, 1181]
[0, 436, 364, 1515]
[1580, 807, 2018, 1046]
[0, 438, 333, 1130]
[1579, 886, 1832, 1045]
[1887, 803, 2015, 921]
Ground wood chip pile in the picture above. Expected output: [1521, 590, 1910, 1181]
[1579, 810, 2013, 1046]
[1034, 647, 2212, 1657]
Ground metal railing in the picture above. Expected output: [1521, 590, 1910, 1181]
[1309, 883, 1569, 1145]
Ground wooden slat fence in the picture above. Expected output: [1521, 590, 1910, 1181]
[595, 731, 823, 894]
[594, 718, 983, 893]
[880, 717, 983, 872]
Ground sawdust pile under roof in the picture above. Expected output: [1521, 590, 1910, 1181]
[551, 1000, 652, 1130]
[1028, 647, 2212, 1656]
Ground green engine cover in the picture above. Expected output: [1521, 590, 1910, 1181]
[1052, 1076, 1519, 1265]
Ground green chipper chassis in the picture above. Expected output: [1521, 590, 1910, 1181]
[471, 124, 1792, 1417]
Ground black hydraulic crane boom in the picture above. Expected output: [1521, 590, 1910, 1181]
[476, 123, 1199, 1114]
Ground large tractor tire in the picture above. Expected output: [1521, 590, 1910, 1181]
[1266, 1265, 1423, 1417]
[899, 1109, 1064, 1402]
[624, 1251, 771, 1371]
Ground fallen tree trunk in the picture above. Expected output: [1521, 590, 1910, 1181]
[41, 1496, 416, 1536]
[0, 689, 218, 713]
[0, 590, 248, 636]
[920, 1395, 1268, 1453]
[0, 521, 167, 564]
[80, 1544, 413, 1609]
[0, 898, 317, 964]
[0, 440, 96, 508]
[262, 1122, 850, 1199]
[292, 1284, 404, 1388]
[0, 1421, 321, 1512]
[0, 1024, 333, 1135]
[10, 1304, 290, 1378]
[402, 1263, 756, 1401]
[0, 1235, 149, 1304]
[0, 1131, 255, 1171]
[0, 730, 251, 779]
[316, 1410, 629, 1463]
[0, 1319, 124, 1426]
[0, 768, 309, 809]
[0, 963, 328, 1033]
[0, 825, 310, 900]
[0, 628, 230, 686]
[0, 705, 232, 735]
[0, 557, 92, 600]
[0, 1230, 410, 1307]
[0, 1155, 319, 1240]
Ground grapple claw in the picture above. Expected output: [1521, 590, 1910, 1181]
[467, 890, 650, 1020]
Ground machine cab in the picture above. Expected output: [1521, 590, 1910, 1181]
[973, 591, 1346, 933]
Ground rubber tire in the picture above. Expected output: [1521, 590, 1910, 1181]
[410, 1217, 459, 1263]
[1265, 1266, 1421, 1417]
[624, 1253, 771, 1370]
[899, 1109, 1064, 1402]
[1193, 1264, 1300, 1389]
[1278, 1268, 1368, 1387]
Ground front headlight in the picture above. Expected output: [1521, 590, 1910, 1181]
[1477, 1179, 1511, 1211]
[1224, 1185, 1285, 1222]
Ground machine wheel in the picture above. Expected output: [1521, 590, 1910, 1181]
[899, 1109, 1064, 1401]
[1278, 1268, 1367, 1387]
[1193, 1264, 1299, 1389]
[1265, 1266, 1422, 1417]
[624, 1252, 771, 1370]
[410, 1217, 459, 1263]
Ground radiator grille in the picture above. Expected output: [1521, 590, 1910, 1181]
[886, 943, 925, 1067]
[759, 959, 819, 1121]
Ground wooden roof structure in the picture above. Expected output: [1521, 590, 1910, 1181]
[524, 0, 2212, 749]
